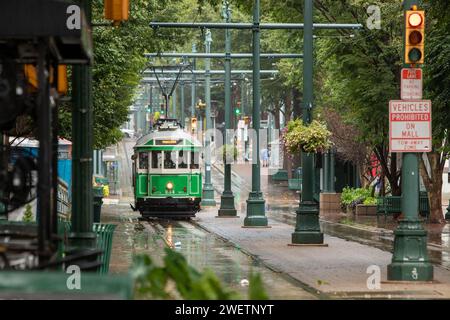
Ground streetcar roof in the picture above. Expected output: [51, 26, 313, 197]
[134, 129, 202, 148]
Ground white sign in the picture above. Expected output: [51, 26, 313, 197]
[401, 68, 423, 100]
[389, 100, 432, 152]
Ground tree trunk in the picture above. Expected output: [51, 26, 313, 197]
[419, 151, 445, 224]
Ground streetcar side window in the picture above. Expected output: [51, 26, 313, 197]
[178, 151, 188, 169]
[190, 151, 199, 169]
[164, 151, 177, 169]
[139, 152, 148, 169]
[152, 151, 162, 169]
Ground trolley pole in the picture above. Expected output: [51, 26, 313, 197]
[218, 0, 238, 217]
[244, 0, 268, 227]
[387, 0, 433, 281]
[172, 85, 177, 119]
[202, 29, 216, 206]
[291, 0, 324, 244]
[69, 0, 96, 250]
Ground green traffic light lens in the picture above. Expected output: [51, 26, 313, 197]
[408, 48, 422, 63]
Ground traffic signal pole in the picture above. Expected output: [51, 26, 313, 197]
[218, 0, 238, 217]
[191, 43, 197, 118]
[387, 0, 433, 281]
[201, 29, 217, 207]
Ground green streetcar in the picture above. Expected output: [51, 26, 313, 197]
[131, 119, 202, 218]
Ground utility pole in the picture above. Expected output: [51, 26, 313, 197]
[218, 0, 237, 217]
[69, 0, 96, 251]
[202, 29, 216, 206]
[291, 0, 324, 244]
[180, 80, 185, 127]
[387, 0, 433, 281]
[244, 0, 268, 227]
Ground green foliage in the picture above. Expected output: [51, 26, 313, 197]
[22, 204, 34, 222]
[217, 144, 238, 162]
[341, 187, 373, 211]
[131, 248, 268, 300]
[284, 119, 332, 154]
[363, 197, 377, 206]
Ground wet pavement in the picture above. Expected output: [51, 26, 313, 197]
[103, 204, 317, 299]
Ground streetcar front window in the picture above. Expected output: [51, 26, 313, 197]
[164, 151, 177, 169]
[152, 151, 162, 169]
[178, 151, 188, 169]
[190, 151, 199, 169]
[139, 152, 148, 169]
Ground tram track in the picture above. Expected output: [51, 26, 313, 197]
[138, 217, 320, 299]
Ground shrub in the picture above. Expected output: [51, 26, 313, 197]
[340, 187, 373, 213]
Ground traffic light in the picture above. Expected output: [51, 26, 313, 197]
[104, 0, 129, 26]
[405, 6, 425, 65]
[191, 117, 197, 129]
[235, 101, 241, 116]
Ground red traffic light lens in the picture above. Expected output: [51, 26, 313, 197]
[409, 30, 423, 45]
[408, 13, 423, 27]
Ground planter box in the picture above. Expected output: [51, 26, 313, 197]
[320, 193, 342, 213]
[355, 204, 377, 216]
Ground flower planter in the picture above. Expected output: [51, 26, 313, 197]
[355, 204, 377, 216]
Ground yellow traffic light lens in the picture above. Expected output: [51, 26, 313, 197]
[408, 13, 423, 27]
[408, 48, 422, 63]
[409, 30, 423, 45]
[166, 182, 174, 190]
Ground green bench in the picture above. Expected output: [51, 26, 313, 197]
[376, 193, 430, 221]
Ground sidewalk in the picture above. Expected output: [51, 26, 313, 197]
[193, 207, 450, 299]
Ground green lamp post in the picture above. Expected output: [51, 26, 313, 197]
[218, 0, 238, 217]
[201, 29, 217, 207]
[69, 0, 97, 250]
[291, 0, 324, 244]
[243, 0, 269, 228]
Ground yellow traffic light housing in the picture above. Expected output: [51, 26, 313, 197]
[104, 0, 129, 26]
[405, 8, 425, 65]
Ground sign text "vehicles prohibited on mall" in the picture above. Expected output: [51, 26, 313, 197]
[389, 100, 432, 152]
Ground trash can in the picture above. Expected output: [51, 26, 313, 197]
[59, 220, 116, 274]
[93, 186, 104, 223]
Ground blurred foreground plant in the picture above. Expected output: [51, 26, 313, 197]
[131, 248, 269, 300]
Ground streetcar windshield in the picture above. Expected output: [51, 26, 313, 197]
[178, 151, 188, 169]
[139, 152, 148, 169]
[164, 151, 177, 169]
[151, 151, 162, 169]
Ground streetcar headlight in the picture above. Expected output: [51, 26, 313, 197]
[166, 182, 174, 190]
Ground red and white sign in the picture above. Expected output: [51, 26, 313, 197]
[389, 100, 432, 152]
[401, 68, 423, 100]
